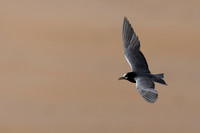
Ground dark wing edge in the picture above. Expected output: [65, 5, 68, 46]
[122, 17, 140, 51]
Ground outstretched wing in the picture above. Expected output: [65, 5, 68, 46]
[122, 17, 150, 73]
[136, 77, 158, 103]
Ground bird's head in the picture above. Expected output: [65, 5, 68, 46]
[118, 72, 136, 83]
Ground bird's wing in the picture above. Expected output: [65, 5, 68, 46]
[122, 17, 150, 73]
[136, 77, 158, 103]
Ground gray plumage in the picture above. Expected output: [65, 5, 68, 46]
[135, 77, 157, 103]
[119, 17, 167, 103]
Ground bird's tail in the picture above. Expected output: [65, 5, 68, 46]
[152, 73, 167, 85]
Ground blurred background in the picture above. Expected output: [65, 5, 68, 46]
[0, 0, 200, 133]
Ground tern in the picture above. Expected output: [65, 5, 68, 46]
[119, 17, 167, 103]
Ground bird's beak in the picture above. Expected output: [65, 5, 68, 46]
[118, 77, 126, 80]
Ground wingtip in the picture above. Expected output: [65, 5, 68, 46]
[140, 88, 158, 103]
[124, 16, 128, 21]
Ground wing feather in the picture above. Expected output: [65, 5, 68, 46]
[122, 17, 150, 73]
[136, 77, 158, 103]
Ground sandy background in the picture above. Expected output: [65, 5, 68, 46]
[0, 0, 200, 133]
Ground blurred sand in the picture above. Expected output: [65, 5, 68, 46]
[0, 0, 200, 133]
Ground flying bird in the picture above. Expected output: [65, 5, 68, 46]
[119, 17, 167, 103]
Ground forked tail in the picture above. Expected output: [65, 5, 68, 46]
[152, 73, 167, 85]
